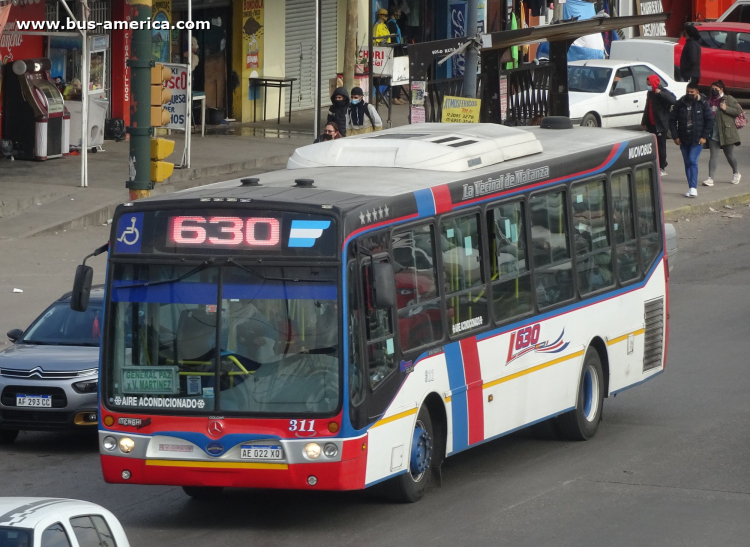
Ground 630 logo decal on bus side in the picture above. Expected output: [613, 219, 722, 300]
[506, 324, 569, 365]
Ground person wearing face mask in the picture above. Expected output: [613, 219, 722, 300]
[327, 87, 351, 137]
[669, 82, 714, 198]
[347, 87, 383, 135]
[313, 122, 342, 143]
[641, 74, 676, 177]
[703, 80, 741, 186]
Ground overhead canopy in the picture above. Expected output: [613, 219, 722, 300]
[480, 13, 670, 51]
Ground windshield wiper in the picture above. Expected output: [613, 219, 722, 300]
[115, 260, 214, 290]
[225, 259, 331, 283]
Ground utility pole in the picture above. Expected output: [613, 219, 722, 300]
[463, 0, 479, 98]
[342, 0, 358, 91]
[126, 0, 153, 201]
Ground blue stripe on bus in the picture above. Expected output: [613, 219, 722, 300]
[476, 252, 664, 342]
[111, 282, 336, 303]
[444, 342, 469, 453]
[413, 188, 436, 217]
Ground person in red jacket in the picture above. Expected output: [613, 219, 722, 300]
[641, 74, 676, 176]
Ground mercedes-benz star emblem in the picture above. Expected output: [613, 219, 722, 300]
[208, 421, 224, 436]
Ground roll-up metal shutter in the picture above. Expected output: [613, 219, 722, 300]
[285, 0, 338, 111]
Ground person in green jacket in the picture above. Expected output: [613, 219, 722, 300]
[703, 80, 742, 186]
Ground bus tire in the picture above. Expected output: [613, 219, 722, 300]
[0, 430, 19, 444]
[581, 113, 600, 127]
[383, 406, 434, 503]
[557, 347, 604, 441]
[182, 486, 224, 499]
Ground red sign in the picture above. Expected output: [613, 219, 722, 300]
[168, 216, 281, 249]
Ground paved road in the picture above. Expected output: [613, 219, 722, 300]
[1, 213, 749, 546]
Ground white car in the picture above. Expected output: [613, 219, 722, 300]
[0, 498, 130, 547]
[568, 59, 683, 128]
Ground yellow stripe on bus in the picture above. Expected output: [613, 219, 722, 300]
[370, 408, 418, 429]
[145, 459, 288, 470]
[607, 328, 646, 346]
[482, 350, 585, 390]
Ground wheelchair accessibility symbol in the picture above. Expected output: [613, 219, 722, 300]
[117, 217, 140, 245]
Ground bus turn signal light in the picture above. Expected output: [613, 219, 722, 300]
[327, 421, 339, 433]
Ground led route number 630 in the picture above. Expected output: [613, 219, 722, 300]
[169, 216, 280, 247]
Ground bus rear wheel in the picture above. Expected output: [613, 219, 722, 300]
[182, 486, 224, 499]
[383, 406, 434, 503]
[557, 347, 604, 441]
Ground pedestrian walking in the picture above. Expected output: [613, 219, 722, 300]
[641, 74, 676, 176]
[703, 80, 742, 186]
[669, 82, 714, 198]
[347, 87, 383, 135]
[680, 24, 702, 86]
[313, 121, 343, 143]
[327, 87, 350, 137]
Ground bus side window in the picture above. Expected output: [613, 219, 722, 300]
[392, 224, 444, 352]
[572, 179, 614, 295]
[635, 166, 660, 270]
[487, 201, 533, 323]
[347, 261, 365, 407]
[441, 213, 488, 336]
[529, 190, 575, 308]
[361, 258, 396, 389]
[611, 171, 640, 283]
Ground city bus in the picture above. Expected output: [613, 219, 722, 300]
[74, 120, 670, 503]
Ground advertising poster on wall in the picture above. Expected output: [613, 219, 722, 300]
[637, 0, 667, 36]
[164, 63, 188, 130]
[243, 0, 264, 101]
[152, 0, 172, 62]
[0, 0, 45, 140]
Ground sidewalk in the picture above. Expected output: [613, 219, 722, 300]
[1, 108, 747, 239]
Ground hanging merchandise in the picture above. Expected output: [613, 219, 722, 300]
[563, 0, 605, 60]
[504, 12, 518, 70]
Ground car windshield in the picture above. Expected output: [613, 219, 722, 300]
[568, 66, 612, 93]
[22, 302, 103, 346]
[105, 263, 339, 415]
[0, 527, 33, 547]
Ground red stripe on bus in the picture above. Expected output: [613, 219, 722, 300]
[431, 185, 453, 214]
[342, 213, 420, 250]
[460, 337, 485, 445]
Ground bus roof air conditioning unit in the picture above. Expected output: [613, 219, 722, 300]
[287, 123, 543, 172]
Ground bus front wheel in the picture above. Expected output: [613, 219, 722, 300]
[383, 406, 434, 503]
[182, 486, 224, 499]
[557, 347, 604, 441]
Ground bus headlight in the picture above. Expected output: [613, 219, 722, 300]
[103, 436, 117, 451]
[323, 443, 338, 458]
[304, 443, 321, 459]
[119, 437, 135, 453]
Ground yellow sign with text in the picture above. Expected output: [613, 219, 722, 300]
[441, 96, 481, 123]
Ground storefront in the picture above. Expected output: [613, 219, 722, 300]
[0, 0, 45, 140]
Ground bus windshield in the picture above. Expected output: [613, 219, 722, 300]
[105, 263, 339, 415]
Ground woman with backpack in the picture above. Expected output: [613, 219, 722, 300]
[703, 80, 742, 187]
[347, 87, 383, 136]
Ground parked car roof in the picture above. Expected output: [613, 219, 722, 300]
[0, 498, 112, 527]
[57, 286, 105, 304]
[568, 59, 659, 68]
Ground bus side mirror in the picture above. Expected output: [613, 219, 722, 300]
[71, 264, 94, 312]
[372, 262, 396, 308]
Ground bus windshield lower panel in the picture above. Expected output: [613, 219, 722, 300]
[106, 263, 339, 415]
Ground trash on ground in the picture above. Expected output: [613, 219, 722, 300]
[12, 288, 23, 293]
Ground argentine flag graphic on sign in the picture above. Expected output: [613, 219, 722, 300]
[288, 220, 331, 247]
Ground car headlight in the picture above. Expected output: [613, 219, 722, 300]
[304, 443, 321, 459]
[119, 437, 135, 453]
[72, 379, 98, 394]
[103, 436, 117, 451]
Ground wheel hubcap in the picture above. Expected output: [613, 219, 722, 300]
[582, 366, 600, 421]
[410, 420, 432, 481]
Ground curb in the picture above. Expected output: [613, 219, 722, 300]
[168, 153, 291, 182]
[664, 192, 750, 221]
